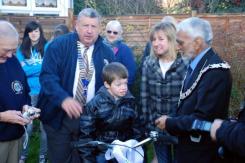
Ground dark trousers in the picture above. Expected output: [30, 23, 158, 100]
[44, 116, 81, 163]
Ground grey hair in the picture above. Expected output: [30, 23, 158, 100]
[161, 16, 177, 29]
[0, 20, 19, 40]
[177, 17, 213, 45]
[53, 24, 69, 38]
[77, 8, 101, 22]
[106, 20, 123, 38]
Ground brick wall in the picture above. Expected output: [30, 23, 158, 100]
[1, 15, 69, 40]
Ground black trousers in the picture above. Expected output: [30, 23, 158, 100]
[44, 116, 81, 163]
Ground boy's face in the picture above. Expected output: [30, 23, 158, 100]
[105, 78, 128, 100]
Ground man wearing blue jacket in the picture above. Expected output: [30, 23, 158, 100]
[38, 8, 115, 163]
[0, 20, 31, 163]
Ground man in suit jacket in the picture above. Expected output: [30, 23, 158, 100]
[38, 8, 115, 163]
[155, 17, 232, 163]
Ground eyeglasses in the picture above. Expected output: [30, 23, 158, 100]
[107, 30, 118, 35]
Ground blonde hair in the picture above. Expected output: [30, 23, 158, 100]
[149, 22, 177, 59]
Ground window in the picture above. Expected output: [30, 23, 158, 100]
[0, 0, 70, 16]
[36, 0, 57, 8]
[2, 0, 27, 6]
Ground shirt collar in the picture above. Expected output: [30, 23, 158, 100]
[190, 47, 211, 71]
[78, 42, 94, 51]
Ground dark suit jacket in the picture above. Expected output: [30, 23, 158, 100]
[216, 100, 245, 163]
[166, 48, 232, 163]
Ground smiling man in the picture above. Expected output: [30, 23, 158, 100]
[38, 8, 114, 163]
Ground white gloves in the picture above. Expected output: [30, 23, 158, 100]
[105, 139, 144, 163]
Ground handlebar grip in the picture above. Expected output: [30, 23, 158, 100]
[72, 140, 111, 150]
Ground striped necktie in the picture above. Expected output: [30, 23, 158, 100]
[75, 47, 89, 105]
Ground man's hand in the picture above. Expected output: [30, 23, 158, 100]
[155, 115, 169, 130]
[22, 105, 41, 120]
[0, 110, 29, 125]
[210, 119, 223, 141]
[61, 97, 83, 119]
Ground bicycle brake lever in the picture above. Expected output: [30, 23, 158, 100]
[132, 137, 152, 148]
[132, 131, 159, 148]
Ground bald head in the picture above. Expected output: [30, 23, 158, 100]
[0, 20, 19, 40]
[0, 20, 19, 63]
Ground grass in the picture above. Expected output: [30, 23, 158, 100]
[25, 120, 41, 163]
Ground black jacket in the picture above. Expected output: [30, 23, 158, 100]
[78, 86, 141, 162]
[166, 49, 232, 163]
[216, 98, 245, 163]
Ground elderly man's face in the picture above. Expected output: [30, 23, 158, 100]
[176, 30, 196, 59]
[75, 16, 100, 47]
[0, 37, 18, 63]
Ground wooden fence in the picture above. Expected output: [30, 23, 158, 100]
[1, 13, 244, 103]
[91, 14, 245, 92]
[1, 14, 245, 63]
[102, 14, 245, 62]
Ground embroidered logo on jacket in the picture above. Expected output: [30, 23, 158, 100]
[11, 80, 23, 94]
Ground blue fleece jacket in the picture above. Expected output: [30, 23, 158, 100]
[103, 39, 137, 85]
[16, 44, 48, 95]
[38, 32, 115, 129]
